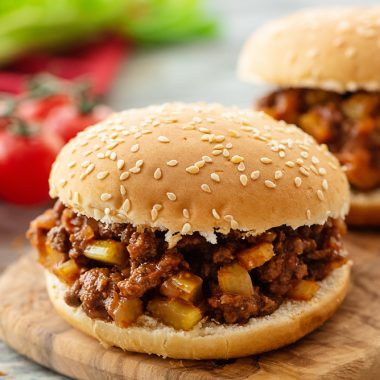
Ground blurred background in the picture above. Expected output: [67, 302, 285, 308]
[0, 0, 378, 377]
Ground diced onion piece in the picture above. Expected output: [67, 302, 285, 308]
[160, 272, 203, 303]
[147, 297, 202, 331]
[237, 242, 274, 271]
[53, 259, 80, 285]
[218, 262, 254, 297]
[83, 240, 126, 266]
[287, 280, 320, 301]
[44, 243, 66, 269]
[112, 297, 143, 327]
[299, 111, 332, 143]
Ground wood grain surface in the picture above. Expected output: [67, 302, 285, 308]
[0, 232, 379, 380]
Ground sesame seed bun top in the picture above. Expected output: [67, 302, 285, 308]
[49, 102, 349, 244]
[238, 7, 380, 93]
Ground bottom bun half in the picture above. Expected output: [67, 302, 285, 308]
[46, 263, 351, 360]
[348, 189, 380, 226]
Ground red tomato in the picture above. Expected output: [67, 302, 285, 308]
[18, 94, 72, 121]
[44, 104, 111, 143]
[0, 123, 64, 205]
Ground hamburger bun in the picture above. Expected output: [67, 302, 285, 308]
[49, 102, 349, 244]
[237, 7, 380, 93]
[46, 262, 351, 359]
[348, 189, 380, 226]
[46, 102, 351, 358]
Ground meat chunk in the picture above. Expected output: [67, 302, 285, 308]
[127, 230, 159, 265]
[118, 251, 184, 297]
[46, 226, 69, 252]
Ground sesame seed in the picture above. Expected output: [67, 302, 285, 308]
[260, 157, 272, 164]
[328, 162, 338, 170]
[231, 155, 244, 164]
[306, 209, 311, 220]
[154, 168, 162, 180]
[183, 125, 195, 131]
[131, 144, 139, 153]
[136, 160, 144, 168]
[212, 149, 223, 156]
[286, 161, 295, 168]
[181, 223, 192, 234]
[97, 153, 105, 159]
[264, 180, 276, 189]
[120, 171, 130, 181]
[59, 179, 67, 187]
[228, 129, 241, 138]
[129, 167, 141, 174]
[210, 173, 220, 182]
[311, 156, 320, 164]
[251, 170, 260, 180]
[167, 160, 178, 167]
[158, 136, 170, 143]
[202, 155, 212, 163]
[117, 160, 125, 170]
[195, 160, 205, 168]
[215, 135, 225, 143]
[223, 149, 230, 157]
[309, 165, 318, 175]
[97, 171, 109, 180]
[319, 167, 327, 175]
[294, 177, 302, 188]
[278, 151, 286, 158]
[274, 170, 283, 180]
[186, 165, 200, 174]
[100, 193, 112, 201]
[201, 135, 210, 142]
[212, 209, 220, 220]
[240, 174, 248, 186]
[81, 160, 90, 168]
[226, 142, 233, 149]
[68, 162, 76, 168]
[317, 190, 325, 201]
[299, 167, 310, 177]
[151, 208, 158, 222]
[199, 127, 211, 133]
[206, 117, 215, 123]
[110, 152, 117, 161]
[85, 163, 95, 175]
[120, 185, 126, 196]
[167, 192, 177, 201]
[122, 199, 131, 213]
[238, 162, 245, 172]
[322, 179, 329, 190]
[183, 209, 190, 219]
[300, 151, 309, 158]
[82, 150, 92, 157]
[104, 208, 111, 215]
[296, 158, 304, 165]
[201, 184, 211, 193]
[214, 144, 224, 150]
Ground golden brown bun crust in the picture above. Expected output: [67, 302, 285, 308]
[238, 7, 380, 93]
[49, 103, 349, 244]
[46, 263, 351, 360]
[348, 189, 380, 226]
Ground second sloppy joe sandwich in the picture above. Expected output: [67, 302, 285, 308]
[238, 7, 380, 225]
[28, 102, 351, 359]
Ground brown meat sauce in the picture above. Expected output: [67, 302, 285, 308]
[258, 88, 380, 191]
[28, 201, 347, 326]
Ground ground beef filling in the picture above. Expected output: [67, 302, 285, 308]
[258, 88, 380, 191]
[28, 201, 347, 327]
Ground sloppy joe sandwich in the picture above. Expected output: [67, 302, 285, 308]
[28, 102, 351, 359]
[238, 7, 380, 225]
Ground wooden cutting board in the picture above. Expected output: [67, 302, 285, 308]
[0, 232, 379, 380]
